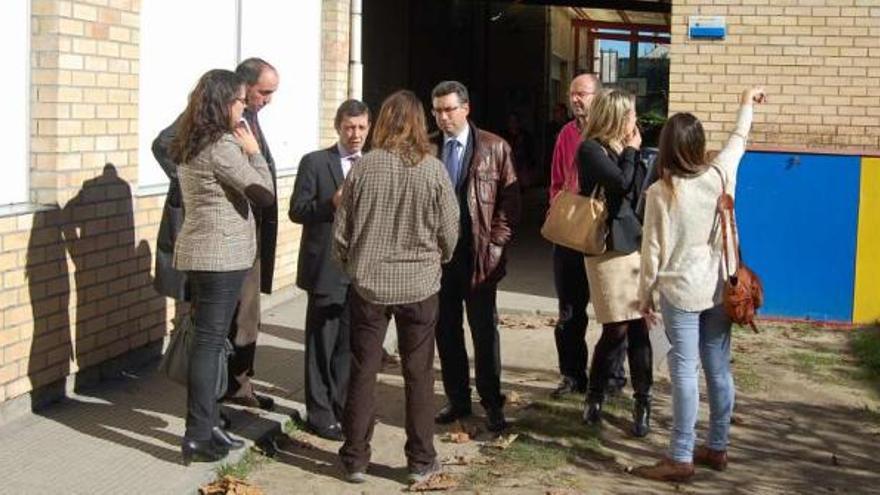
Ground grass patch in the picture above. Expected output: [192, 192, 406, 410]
[215, 448, 269, 480]
[789, 350, 843, 376]
[851, 327, 880, 379]
[733, 363, 765, 393]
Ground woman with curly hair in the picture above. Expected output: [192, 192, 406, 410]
[170, 69, 274, 464]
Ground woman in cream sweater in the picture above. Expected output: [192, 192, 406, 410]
[634, 87, 766, 481]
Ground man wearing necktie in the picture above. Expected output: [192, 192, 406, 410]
[430, 81, 521, 433]
[290, 100, 371, 441]
[151, 58, 280, 414]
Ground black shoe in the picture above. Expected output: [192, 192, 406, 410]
[550, 376, 586, 399]
[583, 400, 603, 424]
[486, 408, 508, 433]
[434, 403, 472, 424]
[631, 400, 651, 438]
[218, 411, 232, 430]
[307, 422, 344, 441]
[181, 438, 229, 465]
[211, 427, 245, 450]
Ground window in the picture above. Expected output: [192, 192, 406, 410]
[2, 0, 29, 205]
[240, 0, 322, 173]
[138, 0, 323, 189]
[138, 0, 238, 189]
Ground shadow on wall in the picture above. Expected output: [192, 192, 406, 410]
[26, 164, 167, 409]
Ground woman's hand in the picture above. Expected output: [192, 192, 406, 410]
[640, 301, 659, 327]
[625, 125, 642, 150]
[234, 124, 261, 156]
[740, 87, 767, 106]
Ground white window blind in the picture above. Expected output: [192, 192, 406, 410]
[2, 0, 29, 205]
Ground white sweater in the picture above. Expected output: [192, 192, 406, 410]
[638, 105, 754, 312]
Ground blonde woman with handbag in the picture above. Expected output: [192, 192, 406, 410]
[577, 88, 653, 437]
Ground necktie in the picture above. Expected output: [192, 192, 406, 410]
[443, 140, 461, 187]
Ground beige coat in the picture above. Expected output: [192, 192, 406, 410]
[173, 133, 274, 272]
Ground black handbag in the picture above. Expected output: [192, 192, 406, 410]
[159, 314, 232, 399]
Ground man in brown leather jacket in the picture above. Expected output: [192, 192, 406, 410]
[430, 81, 520, 432]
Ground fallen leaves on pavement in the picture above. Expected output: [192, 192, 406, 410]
[485, 433, 519, 450]
[406, 472, 459, 492]
[443, 431, 471, 443]
[200, 476, 263, 495]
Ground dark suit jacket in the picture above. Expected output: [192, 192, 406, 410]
[152, 111, 279, 295]
[289, 145, 349, 299]
[577, 139, 646, 254]
[243, 109, 279, 294]
[151, 117, 189, 301]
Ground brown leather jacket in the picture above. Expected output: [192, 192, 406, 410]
[433, 123, 521, 288]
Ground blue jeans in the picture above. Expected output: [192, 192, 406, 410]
[660, 297, 735, 463]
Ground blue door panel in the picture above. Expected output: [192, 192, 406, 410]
[735, 152, 860, 321]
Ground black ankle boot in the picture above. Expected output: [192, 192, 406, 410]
[632, 399, 651, 437]
[181, 438, 229, 465]
[583, 399, 603, 424]
[212, 427, 245, 450]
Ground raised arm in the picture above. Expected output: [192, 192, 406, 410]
[212, 134, 275, 208]
[578, 139, 638, 195]
[712, 87, 765, 178]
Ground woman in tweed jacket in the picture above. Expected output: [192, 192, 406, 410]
[169, 69, 274, 464]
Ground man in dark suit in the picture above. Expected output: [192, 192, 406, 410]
[430, 81, 520, 433]
[152, 57, 279, 411]
[290, 100, 370, 441]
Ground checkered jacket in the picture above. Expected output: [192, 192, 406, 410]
[332, 149, 459, 305]
[173, 134, 274, 272]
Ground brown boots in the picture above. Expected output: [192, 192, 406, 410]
[694, 446, 728, 471]
[632, 457, 695, 482]
[633, 447, 729, 482]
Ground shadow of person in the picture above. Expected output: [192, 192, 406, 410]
[22, 164, 189, 462]
[25, 205, 72, 409]
[60, 164, 165, 390]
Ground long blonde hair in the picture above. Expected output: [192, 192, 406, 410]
[582, 88, 634, 150]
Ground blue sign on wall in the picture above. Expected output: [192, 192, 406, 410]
[735, 152, 860, 321]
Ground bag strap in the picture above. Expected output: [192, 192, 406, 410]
[711, 165, 741, 279]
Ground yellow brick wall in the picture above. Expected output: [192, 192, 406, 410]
[668, 0, 880, 151]
[0, 0, 348, 405]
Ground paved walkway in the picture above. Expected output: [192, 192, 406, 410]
[0, 188, 606, 494]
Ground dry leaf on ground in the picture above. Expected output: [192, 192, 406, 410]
[442, 455, 472, 466]
[507, 391, 524, 405]
[485, 433, 519, 450]
[443, 431, 471, 443]
[200, 476, 263, 495]
[407, 472, 459, 492]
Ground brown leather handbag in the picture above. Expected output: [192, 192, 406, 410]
[713, 166, 764, 333]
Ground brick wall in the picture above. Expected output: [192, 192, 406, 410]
[0, 0, 350, 408]
[668, 0, 880, 151]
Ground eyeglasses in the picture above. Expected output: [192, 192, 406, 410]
[431, 106, 462, 116]
[235, 97, 247, 105]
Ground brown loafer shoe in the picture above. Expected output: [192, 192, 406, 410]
[694, 446, 728, 471]
[633, 457, 695, 482]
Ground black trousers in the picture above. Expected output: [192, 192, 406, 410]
[304, 289, 351, 429]
[186, 269, 247, 441]
[553, 244, 628, 390]
[588, 318, 653, 403]
[436, 257, 504, 411]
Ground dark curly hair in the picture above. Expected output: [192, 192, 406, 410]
[170, 69, 244, 164]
